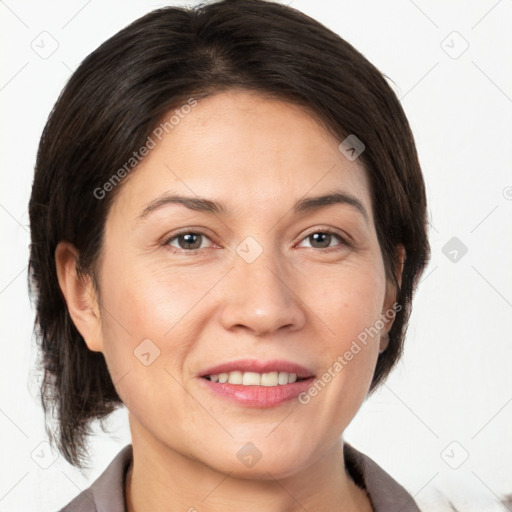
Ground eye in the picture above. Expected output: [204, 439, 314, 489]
[297, 230, 348, 251]
[165, 231, 213, 251]
[163, 229, 349, 253]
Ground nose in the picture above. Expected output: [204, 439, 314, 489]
[218, 246, 307, 337]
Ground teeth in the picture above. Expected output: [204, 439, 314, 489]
[228, 371, 243, 384]
[261, 371, 279, 386]
[207, 371, 299, 386]
[243, 372, 261, 385]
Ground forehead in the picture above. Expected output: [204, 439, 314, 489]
[108, 90, 372, 223]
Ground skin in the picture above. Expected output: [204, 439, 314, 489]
[56, 89, 404, 512]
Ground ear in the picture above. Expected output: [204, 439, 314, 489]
[380, 244, 406, 352]
[55, 241, 104, 352]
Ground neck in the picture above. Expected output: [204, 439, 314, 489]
[125, 417, 371, 512]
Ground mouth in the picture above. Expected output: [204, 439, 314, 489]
[197, 359, 316, 407]
[199, 358, 315, 384]
[202, 371, 310, 386]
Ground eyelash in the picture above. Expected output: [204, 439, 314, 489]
[162, 228, 351, 254]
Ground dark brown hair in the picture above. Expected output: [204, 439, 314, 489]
[28, 0, 430, 468]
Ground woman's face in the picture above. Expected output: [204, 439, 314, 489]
[89, 90, 398, 478]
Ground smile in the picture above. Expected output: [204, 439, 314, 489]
[198, 359, 316, 407]
[204, 370, 304, 386]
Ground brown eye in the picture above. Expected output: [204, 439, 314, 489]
[309, 232, 334, 249]
[166, 232, 211, 251]
[299, 230, 346, 250]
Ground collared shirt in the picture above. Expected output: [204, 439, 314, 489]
[58, 443, 420, 511]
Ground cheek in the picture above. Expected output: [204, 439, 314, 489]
[98, 252, 211, 338]
[95, 255, 225, 392]
[94, 257, 171, 376]
[306, 257, 387, 347]
[302, 260, 386, 411]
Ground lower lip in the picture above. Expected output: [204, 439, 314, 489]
[198, 377, 315, 408]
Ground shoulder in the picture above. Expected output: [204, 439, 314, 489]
[58, 444, 133, 512]
[344, 443, 421, 512]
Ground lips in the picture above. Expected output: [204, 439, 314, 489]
[197, 358, 316, 407]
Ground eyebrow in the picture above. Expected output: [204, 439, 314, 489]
[136, 189, 369, 224]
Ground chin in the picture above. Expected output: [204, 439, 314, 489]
[201, 443, 312, 480]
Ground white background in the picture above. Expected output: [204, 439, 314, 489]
[1, 1, 511, 511]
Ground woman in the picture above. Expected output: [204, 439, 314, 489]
[28, 1, 430, 510]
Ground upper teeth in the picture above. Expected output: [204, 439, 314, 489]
[208, 371, 299, 386]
